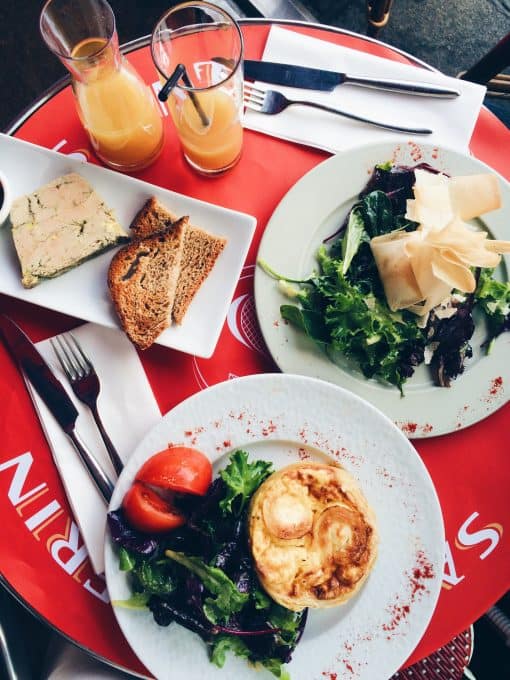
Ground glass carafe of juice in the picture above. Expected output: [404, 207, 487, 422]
[40, 0, 164, 172]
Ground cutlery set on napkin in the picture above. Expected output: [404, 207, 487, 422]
[0, 317, 160, 575]
[0, 26, 487, 581]
[243, 26, 486, 153]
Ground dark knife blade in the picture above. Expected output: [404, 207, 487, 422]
[244, 60, 460, 98]
[245, 60, 342, 91]
[0, 315, 78, 433]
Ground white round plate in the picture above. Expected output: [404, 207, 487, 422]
[254, 141, 510, 438]
[105, 374, 444, 680]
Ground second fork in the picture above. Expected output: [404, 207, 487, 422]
[51, 333, 124, 476]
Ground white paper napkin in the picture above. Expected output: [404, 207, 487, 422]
[244, 26, 486, 153]
[28, 323, 161, 575]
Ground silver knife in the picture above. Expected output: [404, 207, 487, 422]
[0, 315, 114, 503]
[244, 60, 460, 98]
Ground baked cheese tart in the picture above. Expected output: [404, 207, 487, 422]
[249, 462, 378, 611]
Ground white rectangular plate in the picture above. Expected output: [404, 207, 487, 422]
[0, 134, 256, 358]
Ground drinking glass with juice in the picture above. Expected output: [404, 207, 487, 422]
[40, 0, 164, 172]
[152, 1, 244, 175]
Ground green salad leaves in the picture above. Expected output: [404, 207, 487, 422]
[262, 183, 426, 392]
[280, 245, 425, 392]
[260, 163, 510, 392]
[165, 549, 248, 624]
[108, 450, 307, 679]
[219, 449, 273, 516]
[475, 268, 510, 349]
[209, 601, 303, 680]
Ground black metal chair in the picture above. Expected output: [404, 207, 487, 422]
[460, 32, 510, 95]
[366, 1, 509, 96]
[366, 0, 395, 38]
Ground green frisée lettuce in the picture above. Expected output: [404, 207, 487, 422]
[132, 559, 177, 595]
[275, 245, 425, 393]
[210, 635, 251, 667]
[209, 602, 303, 680]
[475, 268, 510, 349]
[165, 549, 248, 624]
[210, 636, 291, 680]
[261, 658, 292, 680]
[219, 450, 273, 517]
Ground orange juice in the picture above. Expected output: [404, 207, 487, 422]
[71, 38, 164, 171]
[169, 89, 242, 173]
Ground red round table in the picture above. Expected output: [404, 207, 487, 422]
[1, 18, 509, 679]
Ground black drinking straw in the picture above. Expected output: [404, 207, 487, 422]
[158, 63, 210, 128]
[181, 68, 210, 127]
[158, 63, 186, 102]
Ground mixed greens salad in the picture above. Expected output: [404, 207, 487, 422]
[108, 451, 307, 679]
[260, 162, 510, 392]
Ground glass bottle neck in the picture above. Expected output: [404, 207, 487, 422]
[60, 31, 122, 82]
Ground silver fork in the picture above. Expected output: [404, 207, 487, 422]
[243, 82, 433, 135]
[51, 333, 124, 476]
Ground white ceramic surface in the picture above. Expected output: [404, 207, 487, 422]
[0, 134, 256, 358]
[254, 141, 510, 438]
[104, 374, 444, 680]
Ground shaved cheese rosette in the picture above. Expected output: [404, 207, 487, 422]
[370, 170, 510, 318]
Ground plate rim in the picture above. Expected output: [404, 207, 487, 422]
[104, 372, 445, 680]
[254, 139, 510, 438]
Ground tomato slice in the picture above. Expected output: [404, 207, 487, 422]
[135, 446, 212, 496]
[122, 481, 186, 533]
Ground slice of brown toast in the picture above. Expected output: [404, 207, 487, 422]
[108, 217, 188, 350]
[130, 197, 226, 324]
[172, 227, 226, 324]
[129, 196, 175, 238]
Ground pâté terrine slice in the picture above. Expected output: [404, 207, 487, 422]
[10, 172, 129, 288]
